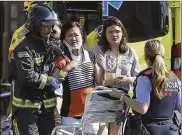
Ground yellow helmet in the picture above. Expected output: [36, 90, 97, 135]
[24, 1, 50, 13]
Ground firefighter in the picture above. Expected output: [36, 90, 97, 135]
[87, 25, 103, 51]
[8, 1, 51, 63]
[11, 5, 62, 135]
[7, 1, 51, 113]
[7, 1, 56, 115]
[110, 39, 181, 135]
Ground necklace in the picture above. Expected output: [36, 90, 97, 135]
[105, 51, 118, 72]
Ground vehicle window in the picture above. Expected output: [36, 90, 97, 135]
[104, 1, 169, 43]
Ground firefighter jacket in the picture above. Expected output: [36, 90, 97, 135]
[9, 24, 25, 54]
[11, 33, 58, 113]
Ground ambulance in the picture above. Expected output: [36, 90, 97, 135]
[53, 1, 181, 73]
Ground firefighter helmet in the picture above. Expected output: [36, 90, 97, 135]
[25, 5, 59, 34]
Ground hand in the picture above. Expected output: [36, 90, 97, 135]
[51, 77, 64, 90]
[63, 61, 77, 72]
[96, 54, 106, 71]
[114, 75, 132, 85]
[109, 88, 125, 100]
[55, 77, 65, 84]
[52, 81, 60, 90]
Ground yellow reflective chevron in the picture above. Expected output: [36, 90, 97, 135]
[33, 56, 44, 66]
[12, 96, 41, 109]
[59, 70, 68, 78]
[13, 119, 20, 135]
[38, 74, 48, 89]
[13, 96, 56, 109]
[9, 25, 25, 53]
[43, 98, 56, 108]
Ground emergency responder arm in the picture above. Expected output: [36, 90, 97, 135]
[123, 76, 151, 114]
[8, 33, 18, 63]
[14, 47, 56, 90]
[110, 76, 151, 114]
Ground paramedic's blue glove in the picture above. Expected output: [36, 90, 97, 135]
[51, 77, 65, 91]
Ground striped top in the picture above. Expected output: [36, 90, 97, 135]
[61, 50, 95, 117]
[68, 62, 94, 90]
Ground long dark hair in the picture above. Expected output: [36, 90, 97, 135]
[98, 16, 128, 54]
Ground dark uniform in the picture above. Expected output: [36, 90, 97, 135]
[125, 68, 181, 135]
[11, 5, 60, 135]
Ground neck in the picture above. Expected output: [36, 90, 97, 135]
[110, 44, 119, 54]
[72, 49, 79, 56]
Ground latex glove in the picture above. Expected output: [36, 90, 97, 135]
[51, 77, 65, 90]
[55, 77, 65, 84]
[54, 83, 63, 96]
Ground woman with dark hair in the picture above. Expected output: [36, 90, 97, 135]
[94, 16, 140, 135]
[59, 20, 100, 134]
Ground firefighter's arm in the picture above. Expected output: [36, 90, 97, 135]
[8, 32, 18, 63]
[55, 56, 78, 78]
[14, 47, 56, 89]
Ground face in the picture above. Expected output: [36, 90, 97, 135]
[40, 25, 53, 40]
[106, 25, 122, 47]
[50, 25, 61, 41]
[64, 26, 83, 49]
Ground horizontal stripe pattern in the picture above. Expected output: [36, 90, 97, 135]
[68, 62, 94, 90]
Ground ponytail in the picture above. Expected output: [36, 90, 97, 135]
[145, 39, 170, 99]
[152, 55, 169, 99]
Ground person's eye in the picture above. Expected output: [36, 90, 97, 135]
[116, 30, 121, 33]
[66, 34, 72, 37]
[53, 30, 57, 34]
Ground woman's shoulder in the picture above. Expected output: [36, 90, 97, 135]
[128, 47, 137, 55]
[126, 47, 139, 60]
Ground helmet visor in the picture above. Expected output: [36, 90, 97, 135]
[41, 20, 60, 27]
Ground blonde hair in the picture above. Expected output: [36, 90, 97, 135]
[145, 39, 170, 99]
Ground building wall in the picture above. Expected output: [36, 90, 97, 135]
[0, 2, 24, 82]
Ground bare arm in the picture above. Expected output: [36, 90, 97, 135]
[109, 89, 149, 114]
[94, 63, 106, 85]
[123, 96, 149, 114]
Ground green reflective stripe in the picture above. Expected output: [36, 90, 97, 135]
[13, 96, 56, 109]
[12, 97, 41, 109]
[43, 98, 56, 108]
[38, 74, 47, 89]
[59, 70, 68, 78]
[34, 56, 44, 65]
[13, 119, 20, 135]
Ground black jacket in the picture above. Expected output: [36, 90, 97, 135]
[12, 33, 58, 111]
